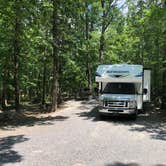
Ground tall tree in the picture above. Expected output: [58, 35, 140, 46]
[85, 1, 92, 96]
[51, 0, 60, 112]
[162, 0, 166, 107]
[99, 0, 117, 62]
[13, 0, 21, 111]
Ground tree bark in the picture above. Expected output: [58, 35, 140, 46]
[85, 1, 92, 96]
[162, 32, 166, 94]
[13, 0, 21, 111]
[99, 0, 106, 63]
[99, 0, 114, 63]
[51, 0, 59, 112]
[162, 1, 166, 94]
[42, 59, 46, 106]
[2, 69, 8, 110]
[41, 30, 48, 107]
[99, 33, 105, 63]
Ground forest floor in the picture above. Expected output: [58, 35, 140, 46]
[0, 100, 165, 130]
[0, 102, 67, 129]
[0, 100, 166, 166]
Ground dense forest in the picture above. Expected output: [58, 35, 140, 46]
[0, 0, 166, 112]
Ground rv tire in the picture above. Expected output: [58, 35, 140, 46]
[99, 113, 106, 120]
[130, 113, 137, 120]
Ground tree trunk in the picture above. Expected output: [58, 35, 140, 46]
[162, 32, 166, 93]
[13, 0, 21, 112]
[162, 1, 166, 96]
[85, 1, 92, 96]
[42, 30, 48, 107]
[2, 69, 8, 109]
[42, 59, 46, 106]
[161, 1, 166, 108]
[141, 42, 144, 65]
[51, 0, 59, 112]
[99, 0, 105, 63]
[98, 0, 116, 62]
[99, 0, 109, 63]
[99, 33, 105, 63]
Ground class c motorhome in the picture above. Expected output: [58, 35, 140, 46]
[95, 64, 151, 119]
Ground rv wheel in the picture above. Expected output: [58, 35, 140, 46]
[130, 113, 137, 120]
[99, 113, 106, 120]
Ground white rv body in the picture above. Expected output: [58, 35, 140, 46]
[96, 64, 151, 118]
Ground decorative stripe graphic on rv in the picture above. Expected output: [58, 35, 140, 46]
[95, 72, 101, 77]
[135, 72, 143, 77]
[103, 97, 130, 101]
[109, 74, 129, 78]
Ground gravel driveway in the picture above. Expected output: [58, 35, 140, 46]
[0, 100, 166, 166]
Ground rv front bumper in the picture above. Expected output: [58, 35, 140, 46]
[98, 106, 136, 115]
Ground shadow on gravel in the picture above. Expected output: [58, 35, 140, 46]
[76, 106, 100, 121]
[106, 162, 166, 166]
[0, 135, 29, 166]
[81, 100, 98, 105]
[129, 110, 166, 141]
[0, 102, 70, 130]
[77, 100, 166, 141]
[0, 115, 69, 130]
[76, 106, 135, 123]
[106, 162, 139, 166]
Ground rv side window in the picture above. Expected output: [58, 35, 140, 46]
[102, 83, 136, 94]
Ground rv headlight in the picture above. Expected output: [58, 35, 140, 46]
[128, 101, 136, 108]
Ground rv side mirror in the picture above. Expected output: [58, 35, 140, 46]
[143, 88, 148, 94]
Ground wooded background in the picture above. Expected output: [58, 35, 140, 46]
[0, 0, 166, 112]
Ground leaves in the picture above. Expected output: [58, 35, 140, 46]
[0, 0, 165, 106]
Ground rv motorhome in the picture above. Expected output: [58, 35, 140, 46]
[95, 64, 151, 119]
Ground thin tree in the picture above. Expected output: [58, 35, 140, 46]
[51, 0, 59, 112]
[99, 0, 117, 62]
[2, 66, 8, 109]
[162, 0, 166, 108]
[13, 0, 21, 111]
[42, 30, 48, 108]
[85, 1, 92, 96]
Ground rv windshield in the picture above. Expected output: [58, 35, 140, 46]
[102, 83, 136, 94]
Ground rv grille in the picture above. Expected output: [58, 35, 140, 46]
[104, 101, 127, 108]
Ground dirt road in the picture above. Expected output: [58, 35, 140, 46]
[0, 100, 166, 166]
